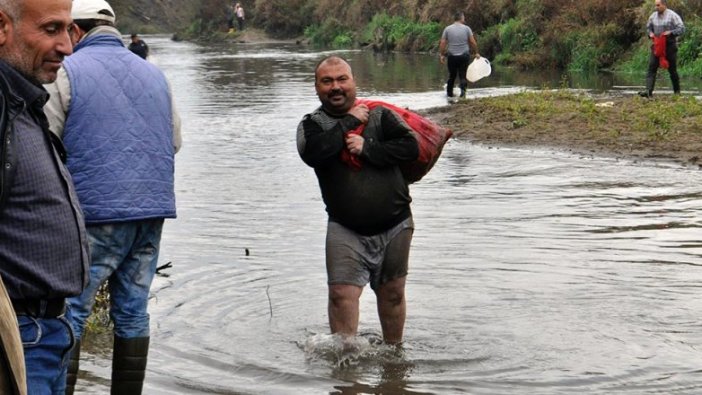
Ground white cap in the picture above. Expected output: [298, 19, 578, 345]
[71, 0, 116, 23]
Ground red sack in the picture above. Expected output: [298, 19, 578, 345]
[653, 35, 669, 69]
[342, 99, 453, 183]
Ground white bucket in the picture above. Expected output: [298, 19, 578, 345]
[466, 57, 491, 83]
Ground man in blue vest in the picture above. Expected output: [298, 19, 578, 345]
[43, 0, 182, 393]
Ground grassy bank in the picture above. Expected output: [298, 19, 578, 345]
[425, 90, 702, 167]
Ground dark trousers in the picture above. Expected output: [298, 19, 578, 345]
[646, 41, 680, 94]
[446, 54, 470, 97]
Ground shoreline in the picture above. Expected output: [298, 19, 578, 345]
[422, 91, 702, 170]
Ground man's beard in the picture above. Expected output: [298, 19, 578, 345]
[0, 41, 54, 85]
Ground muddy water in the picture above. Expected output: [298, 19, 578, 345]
[73, 36, 702, 394]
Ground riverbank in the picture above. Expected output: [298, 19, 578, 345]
[424, 90, 702, 168]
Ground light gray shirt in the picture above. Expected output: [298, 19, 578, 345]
[441, 22, 473, 56]
[647, 9, 685, 37]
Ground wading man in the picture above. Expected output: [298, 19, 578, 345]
[439, 11, 480, 100]
[297, 56, 419, 345]
[0, 0, 90, 393]
[128, 33, 149, 60]
[44, 0, 181, 393]
[640, 0, 685, 97]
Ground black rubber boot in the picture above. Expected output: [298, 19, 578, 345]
[65, 340, 81, 395]
[111, 336, 149, 395]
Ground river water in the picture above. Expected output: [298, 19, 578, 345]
[74, 36, 702, 394]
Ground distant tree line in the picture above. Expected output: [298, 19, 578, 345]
[180, 0, 702, 72]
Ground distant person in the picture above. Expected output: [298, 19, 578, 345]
[0, 0, 90, 393]
[43, 0, 182, 393]
[297, 56, 419, 345]
[226, 3, 235, 32]
[640, 0, 685, 98]
[439, 11, 480, 99]
[128, 33, 149, 59]
[235, 2, 245, 31]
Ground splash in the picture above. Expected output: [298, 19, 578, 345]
[300, 332, 402, 368]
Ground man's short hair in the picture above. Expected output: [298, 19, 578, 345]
[73, 18, 113, 33]
[454, 11, 464, 21]
[0, 0, 20, 22]
[314, 55, 351, 78]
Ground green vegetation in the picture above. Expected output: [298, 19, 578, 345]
[492, 90, 702, 137]
[160, 0, 702, 73]
[445, 89, 702, 151]
[84, 283, 112, 334]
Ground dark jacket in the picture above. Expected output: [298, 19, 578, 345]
[0, 65, 15, 211]
[0, 65, 28, 395]
[0, 60, 88, 299]
[0, 62, 66, 213]
[297, 106, 419, 235]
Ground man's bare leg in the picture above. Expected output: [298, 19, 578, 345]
[376, 276, 406, 344]
[328, 284, 363, 337]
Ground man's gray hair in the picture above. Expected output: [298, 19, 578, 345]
[0, 0, 20, 22]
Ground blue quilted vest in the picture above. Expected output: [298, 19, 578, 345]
[62, 33, 176, 224]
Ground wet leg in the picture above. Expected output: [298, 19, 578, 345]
[376, 276, 406, 344]
[328, 284, 363, 337]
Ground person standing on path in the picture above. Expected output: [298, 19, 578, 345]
[235, 3, 245, 31]
[439, 11, 480, 100]
[43, 0, 182, 393]
[640, 0, 685, 98]
[0, 0, 90, 393]
[297, 56, 419, 345]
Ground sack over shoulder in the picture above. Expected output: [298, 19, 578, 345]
[357, 99, 452, 183]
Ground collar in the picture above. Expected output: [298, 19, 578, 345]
[0, 60, 48, 111]
[75, 26, 124, 52]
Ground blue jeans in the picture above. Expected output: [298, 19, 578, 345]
[68, 219, 164, 340]
[19, 309, 75, 394]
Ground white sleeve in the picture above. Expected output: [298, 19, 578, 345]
[167, 79, 183, 154]
[43, 68, 71, 138]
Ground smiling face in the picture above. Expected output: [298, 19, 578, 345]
[314, 57, 357, 115]
[0, 0, 73, 84]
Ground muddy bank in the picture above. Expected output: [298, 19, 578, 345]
[424, 91, 702, 169]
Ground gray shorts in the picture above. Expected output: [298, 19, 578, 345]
[326, 217, 414, 290]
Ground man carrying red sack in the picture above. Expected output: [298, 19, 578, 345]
[296, 55, 421, 345]
[640, 0, 685, 98]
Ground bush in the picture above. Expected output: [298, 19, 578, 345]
[678, 17, 702, 66]
[305, 18, 354, 48]
[361, 12, 441, 52]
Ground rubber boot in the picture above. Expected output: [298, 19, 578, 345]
[111, 336, 149, 395]
[65, 340, 81, 395]
[642, 75, 655, 98]
[672, 75, 681, 95]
